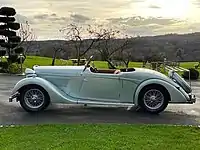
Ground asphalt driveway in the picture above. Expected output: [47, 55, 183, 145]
[0, 74, 200, 125]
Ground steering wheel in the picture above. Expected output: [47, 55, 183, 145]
[83, 55, 93, 72]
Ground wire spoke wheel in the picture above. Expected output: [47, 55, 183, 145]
[143, 89, 164, 110]
[24, 88, 45, 109]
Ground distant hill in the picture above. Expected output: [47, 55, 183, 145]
[22, 32, 200, 62]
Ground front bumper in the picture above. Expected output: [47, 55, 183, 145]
[187, 94, 196, 104]
[9, 92, 20, 102]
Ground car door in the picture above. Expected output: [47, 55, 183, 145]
[79, 72, 121, 103]
[118, 73, 142, 103]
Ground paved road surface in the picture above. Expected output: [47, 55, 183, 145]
[0, 74, 200, 125]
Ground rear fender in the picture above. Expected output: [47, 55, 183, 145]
[134, 79, 189, 105]
[11, 77, 78, 104]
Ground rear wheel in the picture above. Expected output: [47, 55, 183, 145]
[19, 85, 50, 112]
[138, 85, 169, 114]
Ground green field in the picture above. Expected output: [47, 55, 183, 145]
[22, 56, 143, 69]
[22, 56, 198, 69]
[0, 124, 200, 150]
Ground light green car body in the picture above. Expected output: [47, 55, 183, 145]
[9, 65, 196, 108]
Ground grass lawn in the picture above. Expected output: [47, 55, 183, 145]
[0, 124, 200, 150]
[22, 56, 198, 69]
[22, 56, 143, 69]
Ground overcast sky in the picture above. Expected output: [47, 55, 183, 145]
[2, 0, 200, 40]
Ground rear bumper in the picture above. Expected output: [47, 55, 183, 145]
[9, 92, 20, 102]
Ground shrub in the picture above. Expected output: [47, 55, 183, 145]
[8, 36, 21, 43]
[0, 61, 21, 74]
[0, 29, 16, 37]
[0, 50, 6, 56]
[14, 47, 24, 54]
[7, 22, 20, 30]
[0, 7, 16, 16]
[0, 61, 9, 73]
[0, 39, 5, 43]
[182, 68, 199, 80]
[0, 42, 18, 48]
[0, 6, 26, 73]
[0, 25, 6, 30]
[7, 55, 18, 63]
[8, 63, 21, 74]
[0, 17, 15, 23]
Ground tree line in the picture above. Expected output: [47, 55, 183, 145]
[35, 23, 188, 68]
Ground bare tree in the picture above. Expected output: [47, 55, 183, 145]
[173, 48, 183, 67]
[114, 35, 132, 68]
[176, 48, 183, 59]
[51, 43, 64, 66]
[17, 21, 37, 57]
[60, 23, 101, 65]
[118, 49, 132, 68]
[91, 26, 130, 69]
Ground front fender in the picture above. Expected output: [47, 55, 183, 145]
[134, 79, 189, 105]
[11, 77, 78, 104]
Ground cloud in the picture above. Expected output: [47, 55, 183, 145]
[34, 14, 49, 20]
[70, 13, 90, 23]
[32, 12, 91, 25]
[107, 16, 183, 27]
[33, 13, 69, 23]
[182, 22, 200, 32]
[29, 12, 92, 40]
[0, 0, 13, 5]
[3, 0, 198, 40]
[192, 0, 200, 6]
[124, 24, 162, 37]
[105, 16, 191, 37]
[39, 0, 139, 19]
[148, 5, 161, 9]
[15, 14, 32, 24]
[30, 14, 190, 40]
[51, 13, 57, 17]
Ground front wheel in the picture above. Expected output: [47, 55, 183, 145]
[138, 85, 169, 114]
[19, 85, 50, 112]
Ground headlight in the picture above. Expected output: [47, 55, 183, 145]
[25, 68, 35, 74]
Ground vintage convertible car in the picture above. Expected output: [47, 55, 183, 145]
[9, 56, 196, 114]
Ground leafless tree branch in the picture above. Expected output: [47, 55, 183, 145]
[17, 21, 37, 56]
[60, 23, 102, 65]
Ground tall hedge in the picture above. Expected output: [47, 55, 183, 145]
[0, 6, 25, 66]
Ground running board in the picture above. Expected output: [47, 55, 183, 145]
[78, 100, 135, 107]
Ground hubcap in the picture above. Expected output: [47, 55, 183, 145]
[24, 89, 45, 109]
[143, 89, 164, 110]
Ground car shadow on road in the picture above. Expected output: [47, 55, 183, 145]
[2, 104, 199, 126]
